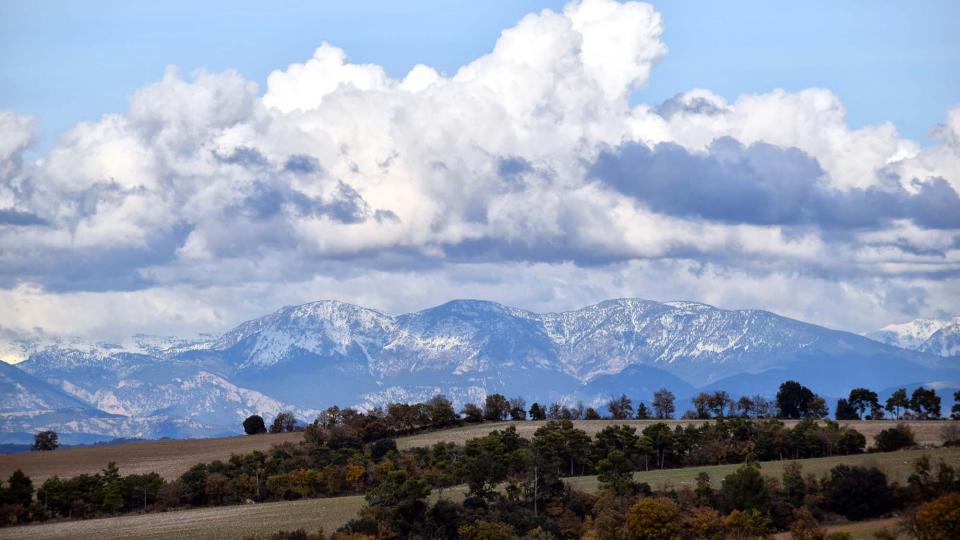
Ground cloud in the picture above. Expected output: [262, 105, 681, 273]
[590, 137, 960, 230]
[0, 0, 958, 345]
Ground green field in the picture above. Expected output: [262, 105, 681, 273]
[3, 447, 956, 540]
[566, 446, 960, 491]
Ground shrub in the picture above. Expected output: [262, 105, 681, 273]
[824, 465, 891, 520]
[622, 497, 681, 540]
[874, 423, 915, 452]
[912, 493, 960, 540]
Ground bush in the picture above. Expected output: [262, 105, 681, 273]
[623, 497, 681, 540]
[874, 423, 915, 452]
[912, 493, 960, 540]
[824, 465, 891, 520]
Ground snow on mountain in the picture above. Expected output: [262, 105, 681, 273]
[867, 317, 960, 350]
[6, 298, 958, 442]
[867, 317, 960, 357]
[0, 360, 94, 413]
[918, 322, 960, 357]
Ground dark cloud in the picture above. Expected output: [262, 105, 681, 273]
[215, 146, 268, 168]
[590, 137, 960, 230]
[284, 154, 322, 174]
[0, 208, 47, 226]
[655, 93, 725, 119]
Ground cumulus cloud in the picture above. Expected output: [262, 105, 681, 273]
[0, 0, 958, 346]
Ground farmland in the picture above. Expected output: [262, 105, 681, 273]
[1, 419, 954, 486]
[2, 447, 955, 540]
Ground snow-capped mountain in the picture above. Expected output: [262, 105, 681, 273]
[4, 298, 958, 443]
[867, 317, 960, 357]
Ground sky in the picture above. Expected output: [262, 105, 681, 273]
[0, 0, 959, 359]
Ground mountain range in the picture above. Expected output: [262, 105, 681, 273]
[1, 299, 957, 443]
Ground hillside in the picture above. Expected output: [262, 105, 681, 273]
[1, 420, 954, 486]
[2, 447, 955, 540]
[6, 298, 956, 442]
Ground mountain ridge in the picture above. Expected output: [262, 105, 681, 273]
[3, 297, 957, 443]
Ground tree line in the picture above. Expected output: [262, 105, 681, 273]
[238, 381, 954, 444]
[5, 409, 954, 528]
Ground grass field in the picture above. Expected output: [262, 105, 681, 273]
[2, 448, 956, 540]
[0, 419, 953, 486]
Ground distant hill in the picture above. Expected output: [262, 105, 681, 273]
[4, 298, 957, 442]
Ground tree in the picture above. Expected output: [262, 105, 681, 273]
[776, 381, 815, 419]
[5, 470, 33, 507]
[736, 395, 755, 418]
[483, 394, 511, 422]
[824, 465, 891, 520]
[641, 423, 674, 469]
[31, 430, 58, 451]
[911, 387, 942, 419]
[710, 390, 733, 417]
[622, 497, 681, 540]
[270, 412, 297, 433]
[848, 388, 880, 420]
[885, 388, 909, 420]
[652, 388, 675, 419]
[363, 470, 431, 536]
[805, 396, 829, 419]
[427, 395, 458, 427]
[243, 414, 267, 435]
[753, 394, 773, 418]
[607, 394, 634, 420]
[596, 450, 636, 496]
[691, 392, 712, 419]
[720, 462, 769, 513]
[529, 402, 546, 421]
[461, 403, 483, 423]
[835, 399, 858, 421]
[953, 390, 960, 420]
[635, 402, 650, 419]
[508, 397, 527, 421]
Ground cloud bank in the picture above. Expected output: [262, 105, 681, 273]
[0, 0, 958, 353]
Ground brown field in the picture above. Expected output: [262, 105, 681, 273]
[0, 432, 302, 484]
[0, 496, 366, 540]
[0, 419, 953, 487]
[3, 447, 956, 540]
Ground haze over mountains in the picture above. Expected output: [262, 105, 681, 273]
[1, 299, 957, 443]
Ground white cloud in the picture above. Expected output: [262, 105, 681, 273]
[0, 0, 958, 348]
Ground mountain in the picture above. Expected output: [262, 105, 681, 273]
[4, 298, 958, 442]
[867, 317, 960, 357]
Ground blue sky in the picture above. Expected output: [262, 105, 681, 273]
[0, 0, 959, 352]
[2, 0, 958, 149]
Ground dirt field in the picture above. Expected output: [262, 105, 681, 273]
[1, 448, 955, 540]
[0, 496, 365, 540]
[0, 432, 301, 484]
[0, 419, 953, 486]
